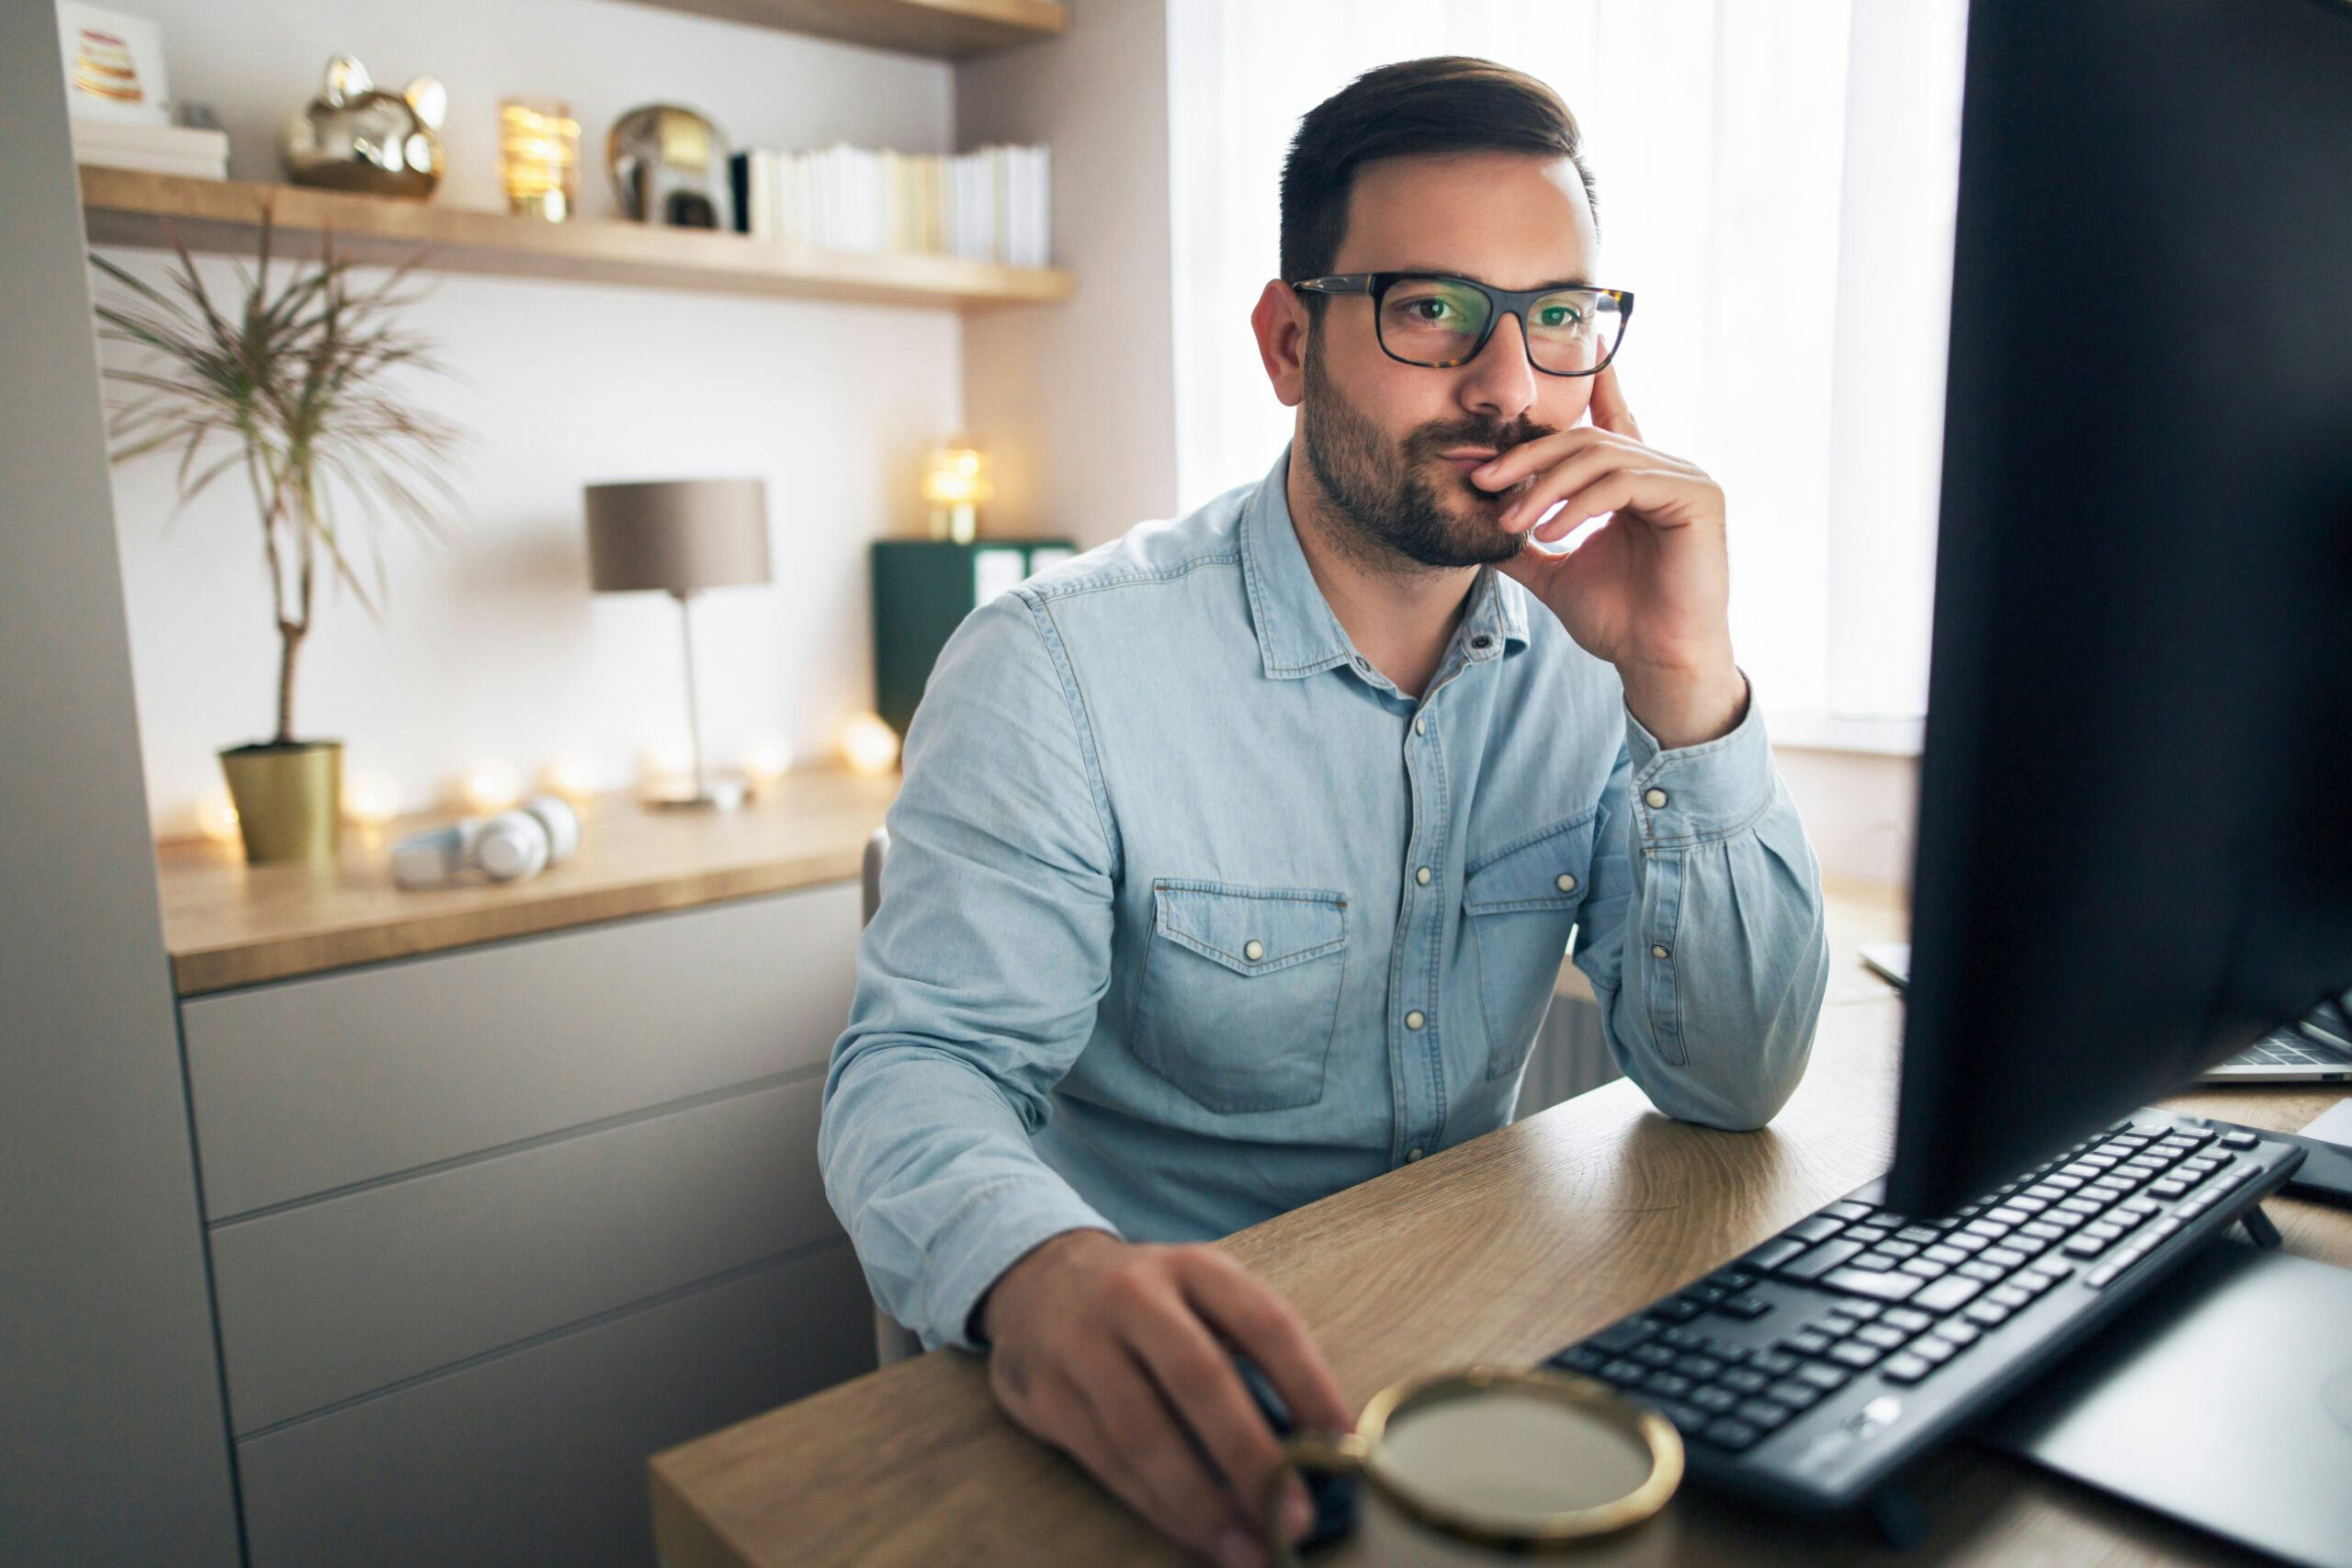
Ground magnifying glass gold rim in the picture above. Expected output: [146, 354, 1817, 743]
[1266, 1365, 1683, 1555]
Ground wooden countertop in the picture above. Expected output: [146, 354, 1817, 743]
[646, 965, 2349, 1566]
[153, 768, 899, 995]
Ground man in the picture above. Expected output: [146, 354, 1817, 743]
[820, 55, 1829, 1568]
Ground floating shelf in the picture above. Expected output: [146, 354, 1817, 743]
[616, 0, 1067, 59]
[79, 166, 1074, 310]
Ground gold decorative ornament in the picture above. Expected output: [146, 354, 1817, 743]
[281, 54, 447, 199]
[607, 104, 731, 229]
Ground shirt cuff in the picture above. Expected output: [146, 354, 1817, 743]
[1623, 672, 1776, 848]
[926, 1177, 1123, 1353]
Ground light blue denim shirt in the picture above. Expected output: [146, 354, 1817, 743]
[820, 442, 1829, 1350]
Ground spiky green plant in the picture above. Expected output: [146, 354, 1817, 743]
[91, 209, 464, 746]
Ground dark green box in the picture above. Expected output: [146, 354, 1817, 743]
[872, 538, 1078, 739]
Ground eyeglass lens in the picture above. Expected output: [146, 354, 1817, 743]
[1376, 276, 1624, 374]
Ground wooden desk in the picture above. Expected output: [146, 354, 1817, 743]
[649, 976, 2348, 1566]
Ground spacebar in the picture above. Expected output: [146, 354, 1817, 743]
[1819, 1266, 1924, 1302]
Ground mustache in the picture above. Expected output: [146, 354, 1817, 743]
[1411, 420, 1556, 458]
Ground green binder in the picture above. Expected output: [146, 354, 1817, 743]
[872, 537, 1077, 739]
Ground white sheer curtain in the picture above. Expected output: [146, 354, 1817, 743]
[1165, 0, 1966, 719]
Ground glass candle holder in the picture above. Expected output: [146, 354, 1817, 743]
[500, 98, 579, 220]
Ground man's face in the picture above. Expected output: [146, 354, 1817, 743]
[1296, 151, 1602, 570]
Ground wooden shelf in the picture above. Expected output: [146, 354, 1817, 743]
[616, 0, 1067, 59]
[80, 166, 1074, 310]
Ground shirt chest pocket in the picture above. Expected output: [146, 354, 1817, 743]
[1128, 880, 1350, 1114]
[1464, 812, 1596, 1081]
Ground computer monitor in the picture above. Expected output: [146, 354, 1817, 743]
[1884, 0, 2352, 1217]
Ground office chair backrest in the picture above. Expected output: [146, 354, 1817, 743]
[861, 827, 925, 1368]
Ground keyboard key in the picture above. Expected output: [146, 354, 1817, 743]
[1658, 1325, 1705, 1350]
[1644, 1371, 1694, 1400]
[1701, 1416, 1763, 1452]
[1958, 1260, 2007, 1284]
[1741, 1236, 1812, 1272]
[1631, 1344, 1678, 1369]
[1900, 1258, 1949, 1280]
[1716, 1293, 1774, 1320]
[1815, 1311, 1863, 1338]
[1552, 1346, 1610, 1373]
[1820, 1267, 1924, 1303]
[1923, 1243, 1969, 1266]
[1653, 1297, 1706, 1324]
[1671, 1354, 1724, 1382]
[1827, 1340, 1885, 1370]
[1929, 1319, 1982, 1348]
[1911, 1276, 1984, 1313]
[1720, 1368, 1771, 1397]
[1600, 1358, 1646, 1383]
[1895, 1225, 1941, 1245]
[1881, 1308, 1933, 1334]
[1988, 1285, 2032, 1309]
[1735, 1398, 1795, 1431]
[1784, 1329, 1834, 1358]
[1962, 1300, 2012, 1328]
[1587, 1319, 1657, 1353]
[1690, 1386, 1739, 1415]
[1782, 1239, 1867, 1280]
[1794, 1361, 1851, 1393]
[1648, 1399, 1713, 1436]
[1767, 1377, 1824, 1410]
[1749, 1349, 1800, 1377]
[2062, 1234, 2111, 1258]
[1981, 1246, 2029, 1269]
[2219, 1130, 2259, 1149]
[1825, 1201, 1876, 1221]
[1881, 1353, 1935, 1384]
[1854, 1324, 1910, 1351]
[1911, 1337, 1956, 1365]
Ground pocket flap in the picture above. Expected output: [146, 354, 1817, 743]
[1151, 881, 1348, 976]
[1464, 812, 1598, 914]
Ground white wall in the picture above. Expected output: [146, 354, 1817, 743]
[94, 0, 967, 833]
[956, 0, 1178, 547]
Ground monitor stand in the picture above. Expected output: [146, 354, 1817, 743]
[1976, 1232, 2352, 1565]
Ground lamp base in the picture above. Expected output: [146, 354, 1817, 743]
[641, 775, 748, 811]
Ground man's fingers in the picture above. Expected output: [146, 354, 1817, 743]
[1499, 445, 1641, 534]
[1119, 1292, 1312, 1541]
[1534, 472, 1651, 543]
[1176, 1249, 1354, 1435]
[1049, 1374, 1257, 1567]
[1070, 1334, 1250, 1554]
[1589, 362, 1643, 440]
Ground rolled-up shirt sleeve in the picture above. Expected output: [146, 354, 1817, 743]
[818, 592, 1123, 1352]
[1570, 682, 1829, 1131]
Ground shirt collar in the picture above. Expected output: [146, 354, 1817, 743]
[1240, 441, 1532, 683]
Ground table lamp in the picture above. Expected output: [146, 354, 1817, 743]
[583, 478, 772, 809]
[922, 444, 993, 544]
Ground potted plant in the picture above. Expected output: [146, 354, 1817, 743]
[91, 212, 462, 863]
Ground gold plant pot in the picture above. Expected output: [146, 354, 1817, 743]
[220, 740, 343, 864]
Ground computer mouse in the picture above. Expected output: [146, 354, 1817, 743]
[1231, 1353, 1357, 1550]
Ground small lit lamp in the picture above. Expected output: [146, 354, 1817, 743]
[585, 479, 774, 810]
[922, 445, 993, 544]
[500, 98, 580, 220]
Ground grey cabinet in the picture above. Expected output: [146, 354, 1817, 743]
[178, 881, 874, 1565]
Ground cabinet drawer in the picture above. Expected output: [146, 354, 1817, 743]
[210, 1076, 838, 1435]
[235, 1241, 872, 1568]
[183, 879, 860, 1218]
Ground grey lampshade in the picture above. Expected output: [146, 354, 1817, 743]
[583, 479, 773, 595]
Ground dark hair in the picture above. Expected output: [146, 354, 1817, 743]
[1280, 56, 1600, 316]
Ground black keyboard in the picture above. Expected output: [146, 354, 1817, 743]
[1544, 1110, 2306, 1513]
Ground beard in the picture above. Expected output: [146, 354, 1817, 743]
[1298, 332, 1553, 572]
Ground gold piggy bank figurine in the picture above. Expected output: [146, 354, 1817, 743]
[281, 54, 447, 199]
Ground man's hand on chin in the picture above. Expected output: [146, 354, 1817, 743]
[974, 1229, 1350, 1567]
[1472, 363, 1749, 750]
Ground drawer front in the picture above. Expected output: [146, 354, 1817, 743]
[236, 1241, 873, 1568]
[183, 879, 860, 1218]
[210, 1076, 838, 1435]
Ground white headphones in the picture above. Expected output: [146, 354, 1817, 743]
[390, 795, 582, 888]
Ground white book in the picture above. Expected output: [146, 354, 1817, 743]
[1033, 144, 1052, 265]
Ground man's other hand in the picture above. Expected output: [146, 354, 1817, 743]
[976, 1230, 1352, 1567]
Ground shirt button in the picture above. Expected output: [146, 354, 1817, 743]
[1406, 1146, 1424, 1162]
[1405, 1010, 1426, 1031]
[1244, 939, 1264, 962]
[1413, 716, 1427, 736]
[1416, 866, 1431, 886]
[1651, 943, 1670, 959]
[1644, 787, 1668, 808]
[1555, 873, 1577, 892]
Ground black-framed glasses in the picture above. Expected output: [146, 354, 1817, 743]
[1291, 272, 1634, 378]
